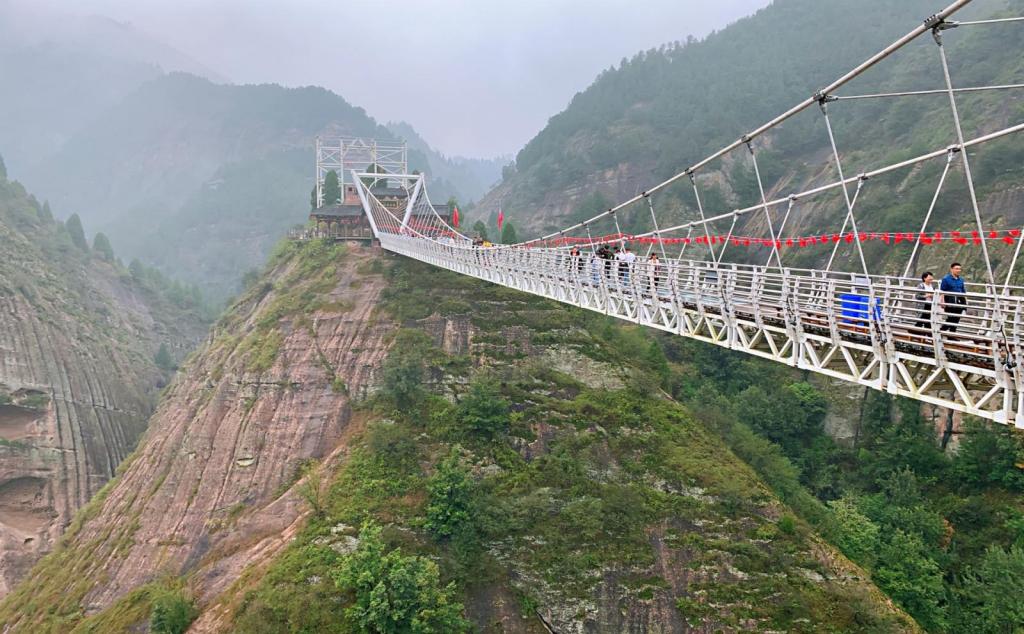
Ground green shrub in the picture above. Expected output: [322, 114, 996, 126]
[425, 448, 476, 540]
[456, 379, 510, 441]
[379, 330, 437, 413]
[827, 497, 879, 569]
[334, 522, 470, 633]
[777, 514, 797, 535]
[149, 587, 197, 634]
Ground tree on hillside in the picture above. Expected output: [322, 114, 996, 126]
[155, 343, 175, 371]
[873, 529, 947, 631]
[66, 214, 89, 251]
[500, 221, 517, 245]
[457, 380, 510, 441]
[39, 201, 54, 224]
[0, 153, 6, 180]
[334, 522, 470, 633]
[92, 232, 115, 262]
[360, 163, 385, 190]
[321, 170, 341, 206]
[426, 448, 476, 540]
[129, 258, 146, 281]
[953, 419, 1024, 491]
[953, 545, 1024, 633]
[472, 220, 488, 241]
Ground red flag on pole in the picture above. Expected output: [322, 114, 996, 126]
[452, 206, 460, 228]
[497, 207, 505, 230]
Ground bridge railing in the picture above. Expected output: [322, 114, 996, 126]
[383, 235, 1023, 374]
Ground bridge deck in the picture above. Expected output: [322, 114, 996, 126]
[381, 235, 1024, 427]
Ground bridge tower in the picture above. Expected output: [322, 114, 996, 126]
[314, 137, 408, 209]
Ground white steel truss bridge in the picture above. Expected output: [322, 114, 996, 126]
[350, 0, 1024, 428]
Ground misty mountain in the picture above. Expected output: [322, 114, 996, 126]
[481, 0, 1024, 279]
[0, 3, 224, 170]
[15, 72, 391, 300]
[387, 120, 507, 202]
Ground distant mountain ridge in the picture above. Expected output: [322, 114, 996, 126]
[387, 120, 508, 202]
[5, 71, 499, 301]
[0, 3, 225, 170]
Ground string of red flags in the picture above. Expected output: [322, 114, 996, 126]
[525, 229, 1024, 249]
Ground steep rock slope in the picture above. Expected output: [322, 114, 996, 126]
[0, 173, 206, 596]
[213, 258, 918, 633]
[1, 243, 918, 632]
[0, 239, 395, 629]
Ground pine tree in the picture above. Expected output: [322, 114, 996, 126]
[39, 201, 54, 224]
[500, 220, 518, 245]
[66, 213, 89, 251]
[426, 448, 475, 539]
[471, 220, 488, 241]
[154, 343, 175, 371]
[92, 232, 115, 262]
[129, 259, 146, 281]
[321, 170, 341, 206]
[0, 153, 6, 180]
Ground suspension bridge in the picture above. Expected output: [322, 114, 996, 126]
[340, 0, 1024, 427]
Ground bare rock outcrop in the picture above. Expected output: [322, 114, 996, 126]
[0, 243, 394, 629]
[0, 188, 206, 598]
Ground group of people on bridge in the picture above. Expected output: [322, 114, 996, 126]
[916, 262, 970, 334]
[466, 234, 980, 345]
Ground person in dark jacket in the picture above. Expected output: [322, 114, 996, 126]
[939, 262, 966, 333]
[597, 244, 613, 279]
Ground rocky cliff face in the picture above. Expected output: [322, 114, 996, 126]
[0, 239, 394, 629]
[0, 175, 206, 597]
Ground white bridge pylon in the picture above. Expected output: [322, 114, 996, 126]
[354, 0, 1024, 428]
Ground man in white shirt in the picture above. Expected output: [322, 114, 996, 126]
[622, 246, 637, 287]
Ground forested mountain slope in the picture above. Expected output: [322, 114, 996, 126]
[13, 73, 501, 301]
[0, 242, 916, 633]
[480, 0, 1024, 280]
[0, 162, 208, 597]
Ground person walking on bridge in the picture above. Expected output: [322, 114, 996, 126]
[569, 246, 582, 278]
[915, 271, 935, 339]
[648, 252, 662, 297]
[940, 262, 967, 333]
[597, 243, 613, 280]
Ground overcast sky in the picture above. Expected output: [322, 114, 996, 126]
[28, 0, 770, 158]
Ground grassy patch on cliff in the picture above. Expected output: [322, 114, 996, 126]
[215, 237, 348, 374]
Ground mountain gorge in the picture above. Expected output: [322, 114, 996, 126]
[0, 241, 918, 633]
[1, 0, 1023, 631]
[0, 164, 208, 598]
[387, 121, 507, 203]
